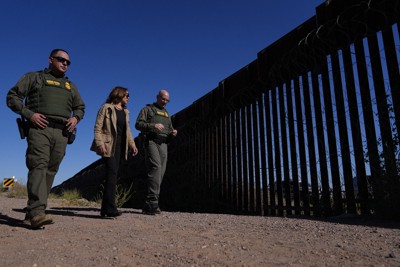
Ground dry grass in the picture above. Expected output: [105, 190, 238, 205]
[1, 180, 133, 208]
[93, 182, 135, 208]
[0, 181, 98, 207]
[0, 180, 27, 198]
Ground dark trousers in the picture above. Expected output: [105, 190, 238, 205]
[26, 127, 68, 217]
[144, 140, 168, 207]
[101, 137, 122, 213]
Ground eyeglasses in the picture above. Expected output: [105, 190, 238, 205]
[53, 56, 71, 66]
[125, 94, 130, 98]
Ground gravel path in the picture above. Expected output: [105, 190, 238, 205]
[1, 195, 399, 266]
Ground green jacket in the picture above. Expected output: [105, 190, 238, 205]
[135, 103, 174, 138]
[6, 68, 85, 122]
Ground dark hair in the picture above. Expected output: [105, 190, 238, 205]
[106, 86, 129, 107]
[50, 49, 69, 57]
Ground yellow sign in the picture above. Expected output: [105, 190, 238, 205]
[3, 178, 14, 187]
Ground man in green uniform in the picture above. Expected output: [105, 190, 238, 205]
[6, 49, 85, 229]
[135, 90, 177, 215]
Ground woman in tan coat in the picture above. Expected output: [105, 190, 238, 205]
[91, 86, 138, 217]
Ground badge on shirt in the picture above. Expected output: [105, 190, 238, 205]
[156, 111, 169, 117]
[65, 82, 71, 90]
[45, 80, 61, 86]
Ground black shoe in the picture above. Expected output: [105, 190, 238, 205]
[100, 211, 122, 218]
[142, 207, 161, 215]
[142, 209, 156, 215]
[142, 203, 159, 215]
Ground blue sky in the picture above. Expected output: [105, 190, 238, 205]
[1, 0, 323, 186]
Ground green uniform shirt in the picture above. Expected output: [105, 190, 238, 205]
[135, 103, 173, 137]
[6, 68, 85, 122]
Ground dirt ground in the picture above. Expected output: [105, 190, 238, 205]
[0, 195, 400, 267]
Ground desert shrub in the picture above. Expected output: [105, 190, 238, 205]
[0, 180, 27, 198]
[93, 182, 134, 208]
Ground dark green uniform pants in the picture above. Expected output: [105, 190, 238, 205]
[26, 126, 68, 217]
[144, 140, 168, 207]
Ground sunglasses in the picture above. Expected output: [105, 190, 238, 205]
[125, 94, 130, 98]
[53, 56, 71, 66]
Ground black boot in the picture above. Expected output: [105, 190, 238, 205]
[142, 202, 159, 215]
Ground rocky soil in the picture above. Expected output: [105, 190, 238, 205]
[1, 195, 400, 266]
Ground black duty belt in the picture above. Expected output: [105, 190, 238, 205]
[46, 121, 65, 130]
[146, 134, 167, 145]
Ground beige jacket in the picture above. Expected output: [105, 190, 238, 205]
[90, 103, 135, 159]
